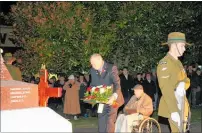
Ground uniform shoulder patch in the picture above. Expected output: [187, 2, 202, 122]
[159, 60, 167, 65]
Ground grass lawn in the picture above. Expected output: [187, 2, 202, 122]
[70, 108, 201, 128]
[70, 117, 98, 128]
[190, 108, 201, 123]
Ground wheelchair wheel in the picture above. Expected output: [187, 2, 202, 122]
[138, 117, 161, 133]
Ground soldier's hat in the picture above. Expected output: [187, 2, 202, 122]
[4, 53, 13, 57]
[161, 32, 191, 46]
[4, 52, 16, 61]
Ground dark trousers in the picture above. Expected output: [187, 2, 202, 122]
[98, 104, 118, 133]
[201, 87, 202, 103]
[80, 100, 86, 116]
[186, 88, 192, 105]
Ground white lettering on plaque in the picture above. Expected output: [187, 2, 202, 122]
[9, 87, 31, 103]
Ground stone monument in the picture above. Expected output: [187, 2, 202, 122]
[0, 49, 72, 132]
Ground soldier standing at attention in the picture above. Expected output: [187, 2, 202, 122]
[4, 52, 22, 81]
[157, 32, 191, 132]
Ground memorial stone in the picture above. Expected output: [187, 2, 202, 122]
[0, 49, 72, 132]
[0, 49, 38, 110]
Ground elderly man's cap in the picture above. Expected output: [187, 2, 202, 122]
[68, 75, 75, 80]
[131, 84, 143, 90]
[161, 32, 192, 46]
[4, 52, 16, 61]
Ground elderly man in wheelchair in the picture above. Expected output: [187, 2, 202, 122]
[115, 84, 160, 133]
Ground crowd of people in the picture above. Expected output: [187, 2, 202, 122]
[22, 62, 202, 121]
[2, 39, 201, 133]
[185, 64, 202, 107]
[2, 31, 201, 132]
[4, 47, 201, 122]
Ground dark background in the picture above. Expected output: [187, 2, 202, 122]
[1, 1, 17, 25]
[0, 1, 19, 54]
[0, 1, 16, 14]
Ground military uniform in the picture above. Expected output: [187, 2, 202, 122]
[157, 53, 190, 132]
[5, 64, 22, 81]
[4, 53, 22, 81]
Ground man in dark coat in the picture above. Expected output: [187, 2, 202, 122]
[119, 67, 134, 104]
[90, 53, 124, 133]
[143, 73, 156, 102]
[134, 73, 144, 85]
[191, 68, 201, 106]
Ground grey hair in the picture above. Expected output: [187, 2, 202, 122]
[90, 53, 103, 60]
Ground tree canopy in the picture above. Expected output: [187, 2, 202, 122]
[108, 2, 202, 72]
[3, 1, 202, 75]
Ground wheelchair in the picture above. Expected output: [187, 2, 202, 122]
[131, 117, 161, 133]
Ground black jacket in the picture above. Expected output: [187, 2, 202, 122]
[90, 62, 124, 107]
[191, 72, 201, 88]
[142, 79, 156, 101]
[134, 78, 144, 85]
[119, 74, 134, 98]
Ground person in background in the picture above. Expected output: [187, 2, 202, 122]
[83, 74, 95, 116]
[55, 75, 66, 95]
[191, 68, 201, 107]
[35, 77, 40, 84]
[134, 73, 143, 85]
[30, 76, 35, 84]
[143, 73, 156, 110]
[47, 76, 57, 109]
[54, 74, 66, 109]
[141, 72, 146, 81]
[119, 67, 134, 105]
[183, 65, 188, 72]
[84, 74, 91, 87]
[63, 75, 81, 120]
[186, 65, 193, 104]
[198, 68, 202, 106]
[119, 68, 123, 76]
[4, 53, 22, 81]
[151, 68, 160, 109]
[78, 74, 88, 117]
[48, 77, 55, 88]
[187, 65, 193, 77]
[21, 75, 26, 82]
[75, 75, 79, 82]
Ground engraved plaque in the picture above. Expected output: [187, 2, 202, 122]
[0, 80, 38, 110]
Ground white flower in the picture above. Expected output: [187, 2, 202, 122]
[100, 88, 106, 94]
[106, 86, 112, 89]
[91, 87, 96, 92]
[97, 85, 103, 88]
